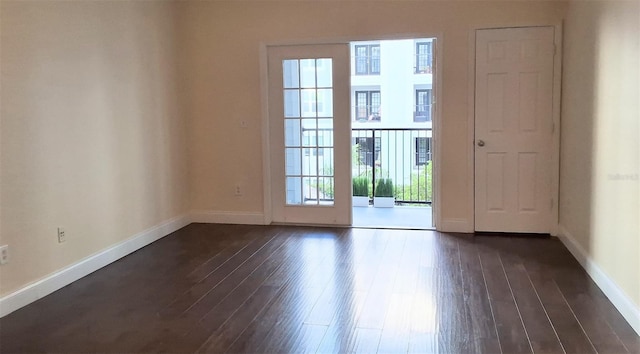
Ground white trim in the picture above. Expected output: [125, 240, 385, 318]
[190, 210, 266, 225]
[558, 226, 640, 336]
[0, 214, 190, 318]
[432, 33, 444, 231]
[549, 23, 563, 236]
[467, 28, 477, 233]
[439, 218, 474, 233]
[259, 42, 273, 226]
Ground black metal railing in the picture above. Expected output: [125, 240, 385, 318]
[352, 128, 433, 205]
[413, 105, 432, 122]
[354, 105, 381, 122]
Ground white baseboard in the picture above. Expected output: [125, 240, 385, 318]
[439, 218, 473, 233]
[558, 226, 640, 336]
[190, 210, 267, 225]
[0, 214, 191, 318]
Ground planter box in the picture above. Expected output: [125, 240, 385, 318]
[353, 196, 370, 207]
[374, 197, 395, 208]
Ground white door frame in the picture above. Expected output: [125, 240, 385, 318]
[260, 33, 444, 228]
[468, 24, 562, 235]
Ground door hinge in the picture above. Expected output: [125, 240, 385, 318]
[553, 43, 557, 55]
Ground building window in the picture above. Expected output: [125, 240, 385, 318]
[355, 137, 381, 167]
[415, 42, 432, 74]
[415, 137, 432, 166]
[355, 91, 381, 122]
[355, 44, 380, 75]
[414, 89, 432, 122]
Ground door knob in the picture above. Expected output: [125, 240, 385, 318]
[477, 140, 485, 147]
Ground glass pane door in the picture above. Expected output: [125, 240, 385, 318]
[267, 45, 350, 225]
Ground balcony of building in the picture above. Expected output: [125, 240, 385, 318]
[351, 128, 433, 229]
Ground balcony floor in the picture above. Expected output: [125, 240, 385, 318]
[352, 205, 433, 229]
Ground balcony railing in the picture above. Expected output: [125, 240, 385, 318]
[414, 66, 433, 74]
[354, 106, 381, 122]
[352, 128, 433, 205]
[413, 105, 432, 122]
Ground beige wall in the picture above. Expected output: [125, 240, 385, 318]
[183, 1, 566, 227]
[0, 1, 190, 296]
[560, 0, 640, 308]
[0, 0, 568, 299]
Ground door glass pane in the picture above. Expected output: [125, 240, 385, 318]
[303, 149, 317, 175]
[319, 148, 334, 176]
[284, 90, 300, 117]
[303, 177, 318, 203]
[283, 58, 334, 206]
[319, 177, 334, 205]
[301, 89, 316, 117]
[285, 119, 301, 147]
[319, 132, 333, 147]
[300, 59, 316, 88]
[286, 177, 302, 205]
[301, 119, 316, 146]
[302, 120, 317, 147]
[317, 89, 333, 117]
[317, 121, 333, 147]
[316, 58, 332, 87]
[285, 148, 302, 175]
[283, 60, 299, 88]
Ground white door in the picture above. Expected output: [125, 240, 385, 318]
[267, 44, 351, 225]
[475, 27, 555, 233]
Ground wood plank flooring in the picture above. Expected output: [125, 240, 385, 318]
[1, 224, 638, 353]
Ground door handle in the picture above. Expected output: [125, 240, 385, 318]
[477, 140, 485, 147]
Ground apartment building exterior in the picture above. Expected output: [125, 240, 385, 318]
[350, 39, 434, 200]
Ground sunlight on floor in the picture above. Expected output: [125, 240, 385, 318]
[352, 206, 433, 229]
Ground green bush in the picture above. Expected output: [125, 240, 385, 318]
[374, 178, 394, 197]
[394, 161, 433, 203]
[352, 177, 369, 197]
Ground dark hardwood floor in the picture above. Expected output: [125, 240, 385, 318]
[1, 224, 638, 353]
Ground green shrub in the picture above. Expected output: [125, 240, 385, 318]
[374, 178, 394, 197]
[352, 177, 369, 197]
[394, 161, 433, 203]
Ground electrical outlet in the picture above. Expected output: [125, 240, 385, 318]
[57, 227, 66, 243]
[0, 245, 8, 265]
[234, 184, 243, 196]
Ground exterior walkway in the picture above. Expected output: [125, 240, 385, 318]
[352, 205, 433, 229]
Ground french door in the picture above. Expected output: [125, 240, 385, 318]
[267, 44, 351, 225]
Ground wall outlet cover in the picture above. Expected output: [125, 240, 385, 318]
[0, 245, 8, 265]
